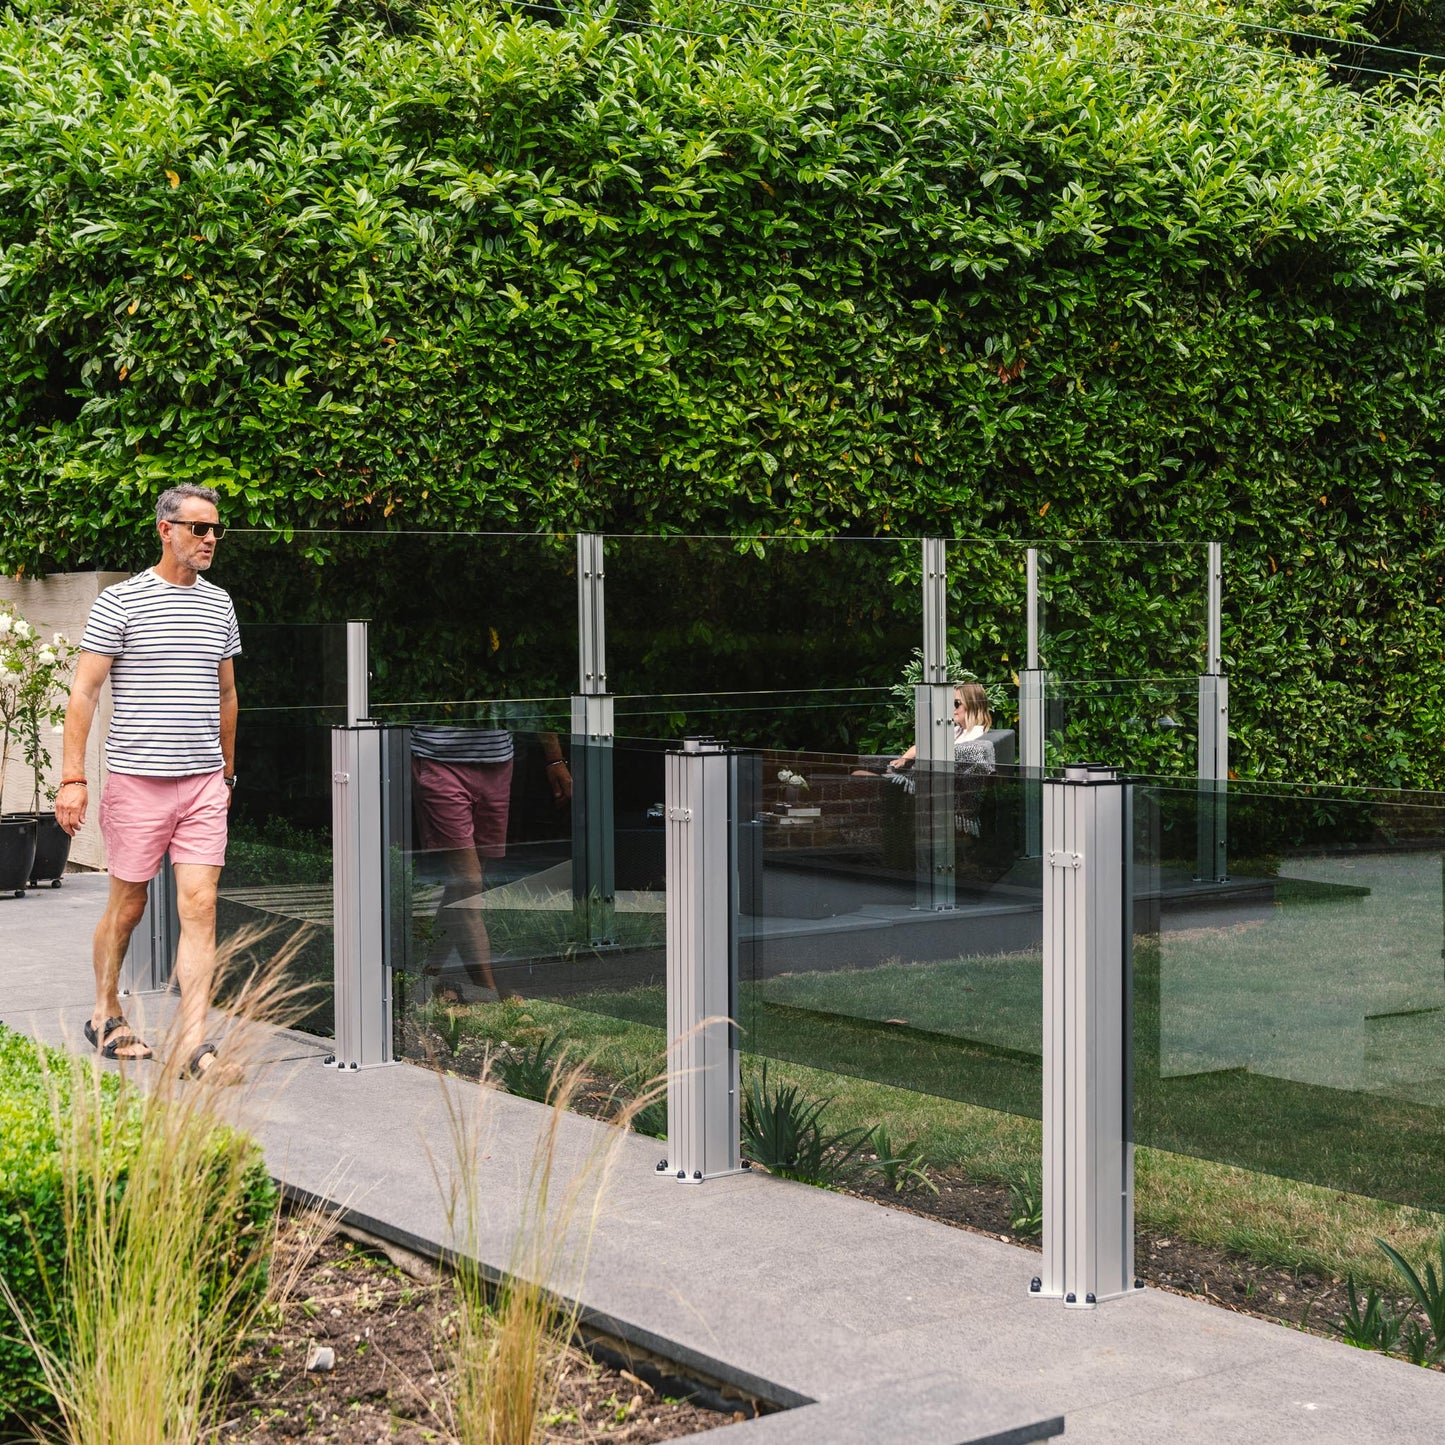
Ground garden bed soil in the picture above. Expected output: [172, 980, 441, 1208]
[840, 1166, 1413, 1339]
[223, 1219, 736, 1443]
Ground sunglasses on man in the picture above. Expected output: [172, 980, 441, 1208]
[165, 520, 227, 539]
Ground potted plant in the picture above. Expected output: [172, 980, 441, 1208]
[0, 605, 39, 895]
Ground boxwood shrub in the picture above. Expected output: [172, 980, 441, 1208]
[0, 1025, 277, 1428]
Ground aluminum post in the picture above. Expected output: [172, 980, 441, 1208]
[121, 858, 178, 997]
[1021, 549, 1045, 857]
[1034, 765, 1141, 1310]
[571, 694, 616, 944]
[1196, 543, 1228, 883]
[576, 532, 608, 695]
[921, 537, 948, 684]
[914, 682, 956, 911]
[914, 539, 954, 910]
[328, 723, 399, 1070]
[661, 739, 741, 1183]
[345, 619, 370, 728]
[573, 533, 616, 943]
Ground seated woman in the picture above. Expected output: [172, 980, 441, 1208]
[878, 681, 997, 836]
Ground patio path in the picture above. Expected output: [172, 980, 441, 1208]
[3, 876, 1443, 1443]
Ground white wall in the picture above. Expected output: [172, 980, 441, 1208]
[1, 571, 129, 870]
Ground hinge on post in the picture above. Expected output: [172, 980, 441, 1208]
[1048, 850, 1082, 870]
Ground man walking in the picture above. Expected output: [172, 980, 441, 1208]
[55, 485, 240, 1079]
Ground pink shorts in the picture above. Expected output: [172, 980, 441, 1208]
[412, 757, 512, 856]
[99, 771, 229, 882]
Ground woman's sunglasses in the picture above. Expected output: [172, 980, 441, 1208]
[166, 520, 227, 539]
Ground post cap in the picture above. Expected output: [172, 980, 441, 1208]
[681, 736, 726, 754]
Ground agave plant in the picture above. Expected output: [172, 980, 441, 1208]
[493, 1031, 574, 1104]
[1376, 1234, 1445, 1365]
[740, 1065, 873, 1186]
[1337, 1279, 1400, 1355]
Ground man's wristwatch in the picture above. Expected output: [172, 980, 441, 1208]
[223, 774, 237, 790]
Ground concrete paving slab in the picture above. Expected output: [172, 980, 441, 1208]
[0, 874, 109, 1016]
[4, 878, 1444, 1442]
[1059, 1337, 1442, 1445]
[700, 1374, 1064, 1445]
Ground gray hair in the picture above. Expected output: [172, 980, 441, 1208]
[155, 484, 221, 525]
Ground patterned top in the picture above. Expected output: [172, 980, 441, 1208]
[409, 727, 515, 765]
[80, 569, 241, 777]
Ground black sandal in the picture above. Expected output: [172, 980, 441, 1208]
[84, 1015, 153, 1060]
[178, 1042, 242, 1086]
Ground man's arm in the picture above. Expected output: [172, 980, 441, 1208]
[55, 651, 113, 836]
[538, 730, 572, 805]
[218, 658, 237, 799]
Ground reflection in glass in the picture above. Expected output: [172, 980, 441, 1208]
[220, 623, 347, 1036]
[738, 749, 1042, 1118]
[1134, 783, 1445, 1211]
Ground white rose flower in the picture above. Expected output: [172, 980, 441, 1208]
[38, 648, 56, 666]
[0, 661, 11, 678]
[52, 632, 68, 646]
[0, 615, 11, 634]
[13, 619, 31, 639]
[51, 723, 65, 735]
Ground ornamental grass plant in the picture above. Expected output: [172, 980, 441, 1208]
[0, 928, 316, 1445]
[436, 1053, 658, 1445]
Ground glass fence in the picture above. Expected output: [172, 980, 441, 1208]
[1133, 779, 1445, 1213]
[222, 623, 347, 1036]
[739, 750, 1042, 1118]
[1046, 676, 1199, 775]
[391, 738, 668, 1066]
[1037, 542, 1209, 679]
[218, 530, 1221, 761]
[225, 531, 579, 721]
[383, 734, 1044, 1119]
[159, 527, 1445, 1220]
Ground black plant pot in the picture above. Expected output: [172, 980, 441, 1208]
[30, 814, 71, 887]
[0, 815, 37, 898]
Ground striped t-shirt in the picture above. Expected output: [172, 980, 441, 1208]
[410, 727, 514, 764]
[81, 569, 241, 777]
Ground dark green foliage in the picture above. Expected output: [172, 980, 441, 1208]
[1396, 1315, 1439, 1367]
[1008, 1170, 1045, 1239]
[222, 817, 331, 888]
[493, 1029, 574, 1102]
[0, 1025, 276, 1425]
[3, 3, 1445, 782]
[1377, 1233, 1445, 1362]
[433, 1005, 468, 1060]
[740, 1064, 874, 1185]
[1326, 1237, 1445, 1364]
[865, 1122, 937, 1196]
[1337, 1278, 1401, 1352]
[604, 1068, 666, 1138]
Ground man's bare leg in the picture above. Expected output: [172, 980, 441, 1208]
[424, 847, 498, 994]
[91, 876, 152, 1056]
[171, 862, 223, 1068]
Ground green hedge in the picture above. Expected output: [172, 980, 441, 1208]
[0, 1026, 276, 1427]
[1, 2, 1444, 782]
